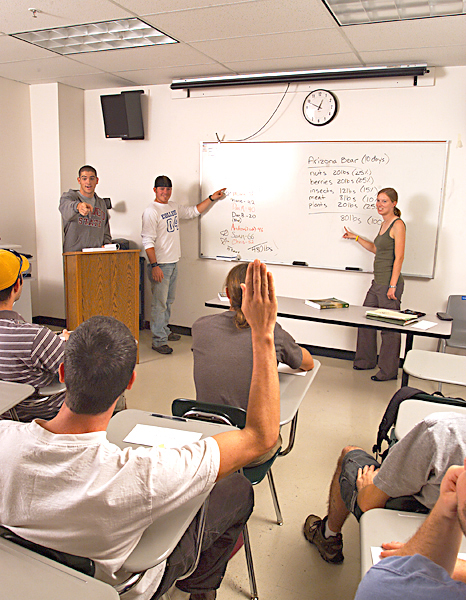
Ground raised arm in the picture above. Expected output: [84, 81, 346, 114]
[213, 260, 280, 479]
[196, 188, 226, 214]
[343, 227, 376, 254]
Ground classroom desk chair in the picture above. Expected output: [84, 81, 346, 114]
[359, 507, 466, 579]
[393, 396, 466, 441]
[0, 410, 221, 599]
[0, 380, 35, 420]
[0, 533, 119, 600]
[278, 360, 321, 456]
[403, 349, 466, 392]
[438, 295, 466, 391]
[172, 398, 280, 600]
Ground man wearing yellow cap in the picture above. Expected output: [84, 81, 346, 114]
[0, 249, 68, 421]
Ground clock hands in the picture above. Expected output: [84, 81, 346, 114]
[308, 99, 325, 110]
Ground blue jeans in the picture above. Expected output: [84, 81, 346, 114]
[149, 262, 178, 346]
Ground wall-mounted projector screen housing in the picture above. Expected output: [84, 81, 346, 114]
[100, 90, 144, 140]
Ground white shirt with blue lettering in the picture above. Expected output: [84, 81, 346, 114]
[141, 200, 199, 264]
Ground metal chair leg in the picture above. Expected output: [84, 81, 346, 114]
[266, 469, 283, 526]
[438, 339, 446, 392]
[242, 524, 258, 600]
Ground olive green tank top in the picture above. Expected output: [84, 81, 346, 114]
[373, 218, 404, 286]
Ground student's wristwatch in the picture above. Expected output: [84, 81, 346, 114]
[151, 262, 158, 268]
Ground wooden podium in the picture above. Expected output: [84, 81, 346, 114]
[63, 250, 140, 357]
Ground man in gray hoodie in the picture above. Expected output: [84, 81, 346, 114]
[59, 165, 112, 252]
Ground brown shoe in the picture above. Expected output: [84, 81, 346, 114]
[152, 344, 173, 354]
[303, 515, 344, 564]
[168, 332, 181, 341]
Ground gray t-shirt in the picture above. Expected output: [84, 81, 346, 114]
[59, 189, 111, 252]
[374, 412, 466, 509]
[192, 311, 303, 410]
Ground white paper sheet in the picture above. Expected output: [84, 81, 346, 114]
[123, 424, 202, 448]
[410, 320, 437, 331]
[277, 363, 306, 375]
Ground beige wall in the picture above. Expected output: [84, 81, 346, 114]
[7, 68, 465, 351]
[30, 83, 84, 318]
[0, 76, 37, 300]
[82, 68, 466, 351]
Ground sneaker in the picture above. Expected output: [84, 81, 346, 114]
[152, 344, 173, 354]
[303, 515, 344, 564]
[168, 332, 181, 341]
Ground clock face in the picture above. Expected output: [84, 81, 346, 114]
[303, 89, 338, 126]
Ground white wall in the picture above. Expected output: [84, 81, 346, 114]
[30, 83, 84, 319]
[78, 67, 466, 351]
[0, 76, 37, 300]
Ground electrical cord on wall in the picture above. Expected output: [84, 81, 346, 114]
[215, 83, 290, 143]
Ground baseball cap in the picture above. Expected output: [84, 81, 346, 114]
[0, 249, 30, 291]
[154, 175, 172, 188]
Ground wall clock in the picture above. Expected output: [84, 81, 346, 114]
[303, 89, 338, 126]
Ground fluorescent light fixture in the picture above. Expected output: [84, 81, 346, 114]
[11, 18, 177, 55]
[323, 0, 466, 25]
[171, 64, 428, 90]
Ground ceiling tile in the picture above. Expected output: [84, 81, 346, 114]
[190, 29, 352, 63]
[69, 42, 219, 70]
[223, 53, 363, 73]
[0, 34, 57, 62]
[0, 1, 132, 35]
[54, 72, 141, 89]
[360, 45, 466, 67]
[143, 0, 335, 42]
[0, 56, 102, 84]
[114, 0, 261, 13]
[114, 62, 235, 85]
[343, 14, 466, 51]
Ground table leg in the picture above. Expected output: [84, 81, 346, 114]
[401, 333, 414, 387]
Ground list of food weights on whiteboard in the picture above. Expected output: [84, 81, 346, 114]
[307, 152, 388, 227]
[199, 141, 447, 277]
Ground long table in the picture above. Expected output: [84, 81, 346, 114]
[205, 296, 452, 386]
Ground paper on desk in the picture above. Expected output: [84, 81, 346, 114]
[409, 320, 437, 331]
[371, 546, 466, 565]
[124, 424, 202, 448]
[278, 363, 306, 376]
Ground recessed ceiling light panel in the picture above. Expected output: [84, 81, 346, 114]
[323, 0, 466, 24]
[10, 18, 177, 54]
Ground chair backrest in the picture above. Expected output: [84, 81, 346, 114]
[0, 536, 119, 600]
[0, 526, 95, 576]
[446, 295, 466, 349]
[172, 399, 247, 429]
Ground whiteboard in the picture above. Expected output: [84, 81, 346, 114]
[199, 141, 448, 278]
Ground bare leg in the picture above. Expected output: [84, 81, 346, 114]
[327, 445, 361, 533]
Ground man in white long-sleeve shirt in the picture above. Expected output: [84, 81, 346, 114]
[141, 175, 225, 354]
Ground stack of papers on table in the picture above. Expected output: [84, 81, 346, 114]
[365, 309, 419, 326]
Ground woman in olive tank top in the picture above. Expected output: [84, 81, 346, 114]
[343, 188, 406, 381]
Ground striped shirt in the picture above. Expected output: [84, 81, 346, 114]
[0, 310, 65, 421]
